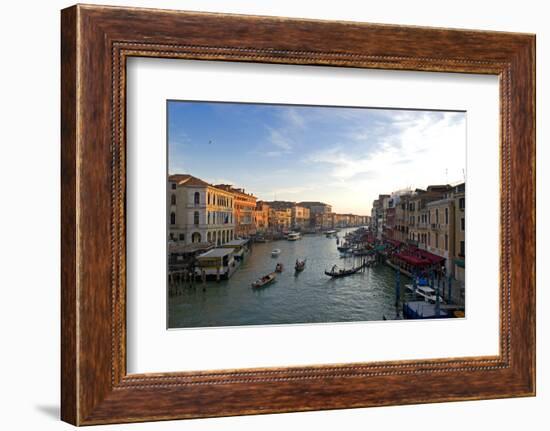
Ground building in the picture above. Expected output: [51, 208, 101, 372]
[169, 174, 235, 246]
[452, 183, 466, 285]
[216, 185, 257, 238]
[425, 196, 455, 274]
[291, 205, 311, 229]
[254, 201, 270, 233]
[298, 201, 332, 227]
[269, 207, 292, 231]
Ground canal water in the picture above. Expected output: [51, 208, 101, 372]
[168, 228, 411, 329]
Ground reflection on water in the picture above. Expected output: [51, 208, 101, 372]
[168, 228, 410, 329]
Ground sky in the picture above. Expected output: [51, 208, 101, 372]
[168, 101, 466, 216]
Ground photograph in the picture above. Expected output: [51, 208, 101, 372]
[167, 101, 466, 328]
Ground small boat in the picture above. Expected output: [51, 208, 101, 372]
[325, 230, 337, 237]
[251, 272, 277, 288]
[271, 249, 281, 257]
[295, 259, 307, 272]
[275, 263, 284, 272]
[287, 232, 301, 241]
[404, 284, 445, 304]
[337, 244, 351, 252]
[324, 264, 361, 278]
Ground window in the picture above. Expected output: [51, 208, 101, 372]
[459, 197, 465, 210]
[445, 234, 448, 250]
[170, 194, 176, 205]
[435, 233, 439, 249]
[445, 208, 449, 224]
[179, 233, 185, 241]
[170, 212, 175, 225]
[460, 240, 465, 256]
[171, 183, 176, 190]
[461, 217, 465, 231]
[192, 232, 201, 243]
[194, 192, 200, 205]
[194, 211, 199, 225]
[435, 209, 439, 224]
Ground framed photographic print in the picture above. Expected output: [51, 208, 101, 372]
[61, 4, 535, 425]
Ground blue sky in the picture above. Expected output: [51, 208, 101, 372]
[168, 101, 465, 215]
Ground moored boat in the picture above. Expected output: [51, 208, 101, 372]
[251, 272, 277, 288]
[287, 232, 301, 241]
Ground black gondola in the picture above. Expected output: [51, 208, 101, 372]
[324, 265, 361, 278]
[295, 259, 307, 272]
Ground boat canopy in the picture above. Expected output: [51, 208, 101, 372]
[197, 248, 234, 259]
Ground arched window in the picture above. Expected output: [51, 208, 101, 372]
[191, 232, 201, 243]
[194, 192, 200, 205]
[207, 232, 211, 243]
[170, 212, 175, 225]
[194, 211, 199, 225]
[170, 194, 176, 205]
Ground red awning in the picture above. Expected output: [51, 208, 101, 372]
[395, 253, 427, 266]
[415, 249, 445, 264]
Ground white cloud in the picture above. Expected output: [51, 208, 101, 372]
[306, 111, 466, 214]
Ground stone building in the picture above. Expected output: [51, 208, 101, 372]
[168, 174, 235, 246]
[216, 185, 257, 238]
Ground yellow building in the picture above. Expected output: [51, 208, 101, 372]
[291, 205, 310, 229]
[216, 185, 257, 238]
[269, 207, 292, 231]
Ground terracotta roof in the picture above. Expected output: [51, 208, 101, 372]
[168, 174, 210, 188]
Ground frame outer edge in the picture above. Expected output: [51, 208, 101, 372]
[61, 4, 80, 426]
[61, 4, 536, 424]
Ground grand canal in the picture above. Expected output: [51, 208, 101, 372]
[168, 228, 411, 329]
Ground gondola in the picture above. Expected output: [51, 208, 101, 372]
[324, 265, 361, 278]
[251, 272, 277, 288]
[294, 259, 307, 272]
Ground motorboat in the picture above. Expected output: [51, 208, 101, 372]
[271, 249, 281, 257]
[287, 232, 301, 241]
[405, 284, 445, 304]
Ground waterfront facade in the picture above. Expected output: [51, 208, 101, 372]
[216, 185, 257, 238]
[254, 201, 270, 233]
[269, 207, 292, 231]
[169, 174, 235, 246]
[372, 182, 465, 287]
[291, 205, 311, 229]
